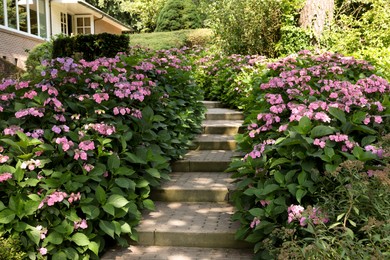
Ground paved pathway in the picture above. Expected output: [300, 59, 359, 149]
[102, 101, 253, 259]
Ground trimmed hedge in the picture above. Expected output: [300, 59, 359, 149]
[52, 33, 130, 61]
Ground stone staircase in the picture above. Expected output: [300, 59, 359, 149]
[102, 101, 253, 259]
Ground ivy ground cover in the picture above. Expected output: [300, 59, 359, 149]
[0, 47, 204, 259]
[228, 51, 390, 259]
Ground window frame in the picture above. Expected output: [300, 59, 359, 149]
[74, 14, 93, 35]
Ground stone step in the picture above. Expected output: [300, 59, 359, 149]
[136, 202, 250, 249]
[102, 245, 253, 260]
[202, 120, 244, 135]
[150, 172, 234, 202]
[172, 150, 242, 172]
[206, 108, 244, 120]
[203, 101, 224, 109]
[191, 134, 237, 150]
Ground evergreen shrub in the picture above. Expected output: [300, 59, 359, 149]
[155, 0, 201, 32]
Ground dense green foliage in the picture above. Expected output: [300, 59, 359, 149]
[202, 0, 309, 57]
[130, 29, 213, 50]
[120, 0, 166, 32]
[321, 0, 390, 80]
[227, 51, 389, 258]
[0, 236, 26, 259]
[191, 48, 266, 109]
[52, 33, 130, 61]
[25, 41, 53, 78]
[0, 47, 204, 258]
[155, 0, 201, 32]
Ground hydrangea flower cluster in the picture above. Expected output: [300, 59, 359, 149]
[288, 204, 329, 227]
[245, 50, 389, 160]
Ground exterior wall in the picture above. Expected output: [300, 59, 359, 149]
[51, 3, 64, 36]
[0, 27, 44, 69]
[95, 19, 122, 35]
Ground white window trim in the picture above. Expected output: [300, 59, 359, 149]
[60, 12, 68, 35]
[3, 0, 8, 27]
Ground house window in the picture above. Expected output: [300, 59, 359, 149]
[60, 12, 67, 34]
[2, 0, 48, 38]
[75, 15, 93, 34]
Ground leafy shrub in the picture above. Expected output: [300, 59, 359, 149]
[0, 47, 204, 258]
[184, 29, 213, 47]
[228, 51, 390, 258]
[278, 159, 390, 259]
[155, 0, 201, 32]
[203, 0, 306, 57]
[52, 33, 130, 61]
[0, 236, 26, 259]
[192, 48, 265, 109]
[25, 40, 53, 78]
[322, 0, 390, 79]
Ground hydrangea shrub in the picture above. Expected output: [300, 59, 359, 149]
[0, 47, 204, 259]
[228, 51, 390, 258]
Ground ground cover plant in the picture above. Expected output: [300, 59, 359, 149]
[227, 50, 390, 258]
[0, 47, 204, 259]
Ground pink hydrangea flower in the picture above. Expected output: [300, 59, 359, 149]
[74, 219, 88, 229]
[373, 116, 383, 124]
[250, 217, 261, 228]
[68, 192, 81, 203]
[39, 247, 47, 255]
[74, 149, 88, 161]
[0, 154, 9, 163]
[287, 204, 304, 223]
[0, 172, 12, 182]
[313, 138, 326, 149]
[79, 141, 95, 151]
[55, 137, 74, 152]
[83, 163, 94, 172]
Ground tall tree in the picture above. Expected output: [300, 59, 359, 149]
[299, 0, 335, 37]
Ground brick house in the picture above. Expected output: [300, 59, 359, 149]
[0, 0, 131, 69]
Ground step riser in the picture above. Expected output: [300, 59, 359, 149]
[150, 189, 229, 202]
[191, 141, 237, 150]
[206, 114, 244, 120]
[203, 126, 243, 135]
[203, 101, 224, 109]
[172, 161, 230, 172]
[137, 232, 250, 249]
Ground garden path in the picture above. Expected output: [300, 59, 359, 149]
[102, 101, 253, 259]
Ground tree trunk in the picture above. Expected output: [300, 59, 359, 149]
[299, 0, 334, 37]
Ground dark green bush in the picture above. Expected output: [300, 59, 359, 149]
[52, 33, 130, 61]
[155, 0, 201, 32]
[25, 40, 53, 78]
